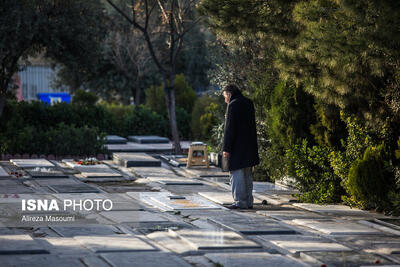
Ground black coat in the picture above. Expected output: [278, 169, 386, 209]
[223, 93, 259, 171]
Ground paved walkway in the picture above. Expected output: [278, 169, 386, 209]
[0, 157, 399, 267]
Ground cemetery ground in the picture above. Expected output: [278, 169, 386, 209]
[0, 138, 400, 266]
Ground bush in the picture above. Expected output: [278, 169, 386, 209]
[145, 74, 197, 114]
[286, 139, 344, 203]
[347, 145, 395, 210]
[72, 89, 99, 106]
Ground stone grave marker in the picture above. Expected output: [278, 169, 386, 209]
[113, 153, 161, 168]
[0, 255, 85, 267]
[99, 210, 169, 224]
[105, 135, 127, 144]
[160, 155, 187, 167]
[10, 159, 55, 168]
[170, 228, 261, 250]
[292, 219, 382, 235]
[48, 184, 100, 193]
[101, 251, 192, 267]
[256, 235, 352, 253]
[205, 252, 309, 267]
[74, 235, 156, 253]
[293, 203, 377, 217]
[128, 135, 169, 144]
[183, 166, 229, 177]
[208, 213, 298, 235]
[157, 179, 204, 185]
[0, 179, 33, 194]
[150, 194, 223, 210]
[300, 251, 394, 266]
[25, 167, 69, 178]
[199, 191, 264, 205]
[256, 210, 325, 221]
[50, 224, 124, 237]
[0, 166, 11, 178]
[0, 234, 49, 254]
[130, 167, 178, 178]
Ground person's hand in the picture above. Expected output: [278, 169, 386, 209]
[223, 151, 230, 158]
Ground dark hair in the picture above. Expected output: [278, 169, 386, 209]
[223, 84, 242, 97]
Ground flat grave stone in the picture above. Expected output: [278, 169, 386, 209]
[25, 167, 69, 178]
[170, 228, 261, 250]
[293, 203, 377, 218]
[0, 184, 33, 194]
[208, 214, 298, 235]
[150, 194, 223, 210]
[256, 235, 352, 253]
[205, 252, 309, 267]
[130, 167, 178, 178]
[113, 153, 161, 168]
[158, 179, 204, 185]
[256, 210, 325, 221]
[128, 135, 169, 144]
[199, 191, 264, 205]
[99, 210, 169, 223]
[0, 234, 48, 254]
[10, 159, 54, 168]
[183, 166, 229, 177]
[35, 178, 80, 186]
[0, 255, 85, 267]
[74, 235, 156, 253]
[106, 141, 190, 153]
[105, 135, 127, 144]
[50, 224, 124, 237]
[359, 220, 400, 236]
[292, 219, 382, 235]
[0, 166, 11, 178]
[48, 184, 100, 193]
[160, 155, 187, 167]
[253, 181, 297, 194]
[300, 251, 394, 266]
[101, 251, 192, 267]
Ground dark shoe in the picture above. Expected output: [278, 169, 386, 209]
[226, 205, 240, 210]
[248, 206, 253, 209]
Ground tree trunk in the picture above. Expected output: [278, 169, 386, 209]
[163, 78, 182, 154]
[0, 92, 6, 118]
[135, 85, 141, 105]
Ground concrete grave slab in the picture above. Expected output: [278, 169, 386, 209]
[50, 224, 124, 237]
[300, 251, 394, 266]
[160, 155, 188, 167]
[146, 231, 198, 254]
[0, 166, 11, 178]
[183, 166, 229, 177]
[48, 184, 100, 193]
[10, 159, 54, 168]
[35, 178, 80, 186]
[157, 179, 203, 185]
[293, 203, 377, 218]
[209, 214, 298, 235]
[171, 228, 261, 250]
[105, 135, 127, 144]
[74, 235, 156, 253]
[113, 153, 161, 168]
[199, 191, 264, 205]
[35, 237, 90, 255]
[101, 252, 191, 267]
[150, 194, 223, 210]
[205, 252, 309, 267]
[130, 167, 178, 178]
[25, 167, 68, 178]
[0, 234, 48, 254]
[128, 135, 169, 144]
[106, 141, 190, 153]
[0, 255, 85, 267]
[256, 210, 325, 221]
[252, 181, 292, 192]
[256, 235, 351, 253]
[99, 210, 169, 223]
[292, 219, 382, 235]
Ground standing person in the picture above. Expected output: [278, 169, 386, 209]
[222, 84, 259, 209]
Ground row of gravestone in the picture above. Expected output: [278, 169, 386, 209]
[0, 154, 109, 161]
[106, 135, 170, 144]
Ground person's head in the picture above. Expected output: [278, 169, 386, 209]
[223, 84, 241, 104]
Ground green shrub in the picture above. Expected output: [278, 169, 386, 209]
[286, 139, 344, 203]
[191, 94, 222, 141]
[72, 89, 99, 106]
[347, 145, 395, 209]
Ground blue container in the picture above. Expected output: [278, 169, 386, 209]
[37, 93, 71, 105]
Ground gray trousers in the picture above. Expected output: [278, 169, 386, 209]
[230, 167, 253, 208]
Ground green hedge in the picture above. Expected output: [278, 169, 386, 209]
[0, 100, 181, 155]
